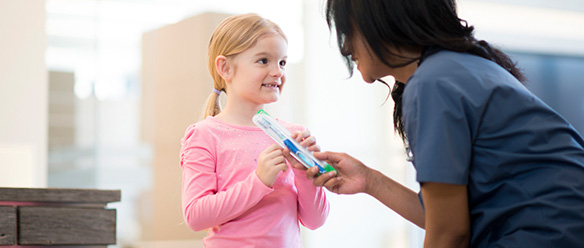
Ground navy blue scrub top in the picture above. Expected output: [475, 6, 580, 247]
[403, 48, 584, 248]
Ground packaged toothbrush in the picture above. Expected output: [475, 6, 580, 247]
[253, 110, 337, 175]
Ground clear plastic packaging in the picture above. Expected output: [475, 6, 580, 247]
[253, 110, 336, 175]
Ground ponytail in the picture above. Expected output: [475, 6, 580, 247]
[202, 91, 222, 119]
[390, 81, 406, 141]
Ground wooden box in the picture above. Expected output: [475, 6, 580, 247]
[0, 187, 120, 247]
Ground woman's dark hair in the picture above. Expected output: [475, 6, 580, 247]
[326, 0, 526, 141]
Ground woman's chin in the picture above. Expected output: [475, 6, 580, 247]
[361, 75, 376, 84]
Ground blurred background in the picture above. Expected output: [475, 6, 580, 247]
[1, 0, 583, 247]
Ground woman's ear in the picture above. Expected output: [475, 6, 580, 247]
[215, 55, 233, 81]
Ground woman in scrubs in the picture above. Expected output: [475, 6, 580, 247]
[309, 0, 584, 247]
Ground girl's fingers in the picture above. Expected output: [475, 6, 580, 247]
[307, 144, 321, 152]
[272, 154, 286, 164]
[292, 130, 311, 142]
[300, 136, 316, 147]
[265, 145, 283, 157]
[300, 130, 311, 140]
[275, 161, 288, 171]
[264, 149, 285, 164]
[262, 144, 282, 155]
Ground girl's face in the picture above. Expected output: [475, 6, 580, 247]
[227, 34, 288, 106]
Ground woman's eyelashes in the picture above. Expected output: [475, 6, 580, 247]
[340, 41, 352, 57]
[341, 48, 352, 57]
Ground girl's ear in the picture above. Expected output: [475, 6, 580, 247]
[215, 55, 233, 81]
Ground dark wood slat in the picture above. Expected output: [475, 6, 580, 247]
[0, 187, 120, 204]
[0, 206, 16, 245]
[18, 206, 116, 245]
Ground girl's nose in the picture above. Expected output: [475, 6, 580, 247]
[271, 65, 284, 78]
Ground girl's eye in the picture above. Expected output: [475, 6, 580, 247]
[258, 58, 268, 64]
[279, 60, 287, 67]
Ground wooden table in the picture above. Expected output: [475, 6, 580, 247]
[0, 187, 120, 247]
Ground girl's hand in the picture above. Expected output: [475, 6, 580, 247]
[256, 144, 288, 187]
[283, 129, 320, 170]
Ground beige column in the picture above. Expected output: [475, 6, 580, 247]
[140, 12, 229, 242]
[0, 0, 47, 187]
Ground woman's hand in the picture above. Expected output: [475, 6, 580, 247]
[256, 144, 288, 187]
[309, 151, 370, 195]
[282, 129, 320, 170]
[311, 151, 427, 228]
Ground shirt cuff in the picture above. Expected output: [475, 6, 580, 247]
[252, 170, 275, 192]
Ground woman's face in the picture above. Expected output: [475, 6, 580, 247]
[347, 31, 420, 83]
[347, 32, 388, 83]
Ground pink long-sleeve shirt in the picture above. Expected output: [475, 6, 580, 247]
[180, 116, 330, 247]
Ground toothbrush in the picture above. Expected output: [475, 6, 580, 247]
[253, 109, 337, 175]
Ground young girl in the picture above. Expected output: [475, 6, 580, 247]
[179, 13, 330, 247]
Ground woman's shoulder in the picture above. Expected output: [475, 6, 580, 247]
[409, 50, 520, 94]
[418, 50, 508, 80]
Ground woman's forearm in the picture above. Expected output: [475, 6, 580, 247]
[365, 169, 425, 228]
[421, 182, 470, 248]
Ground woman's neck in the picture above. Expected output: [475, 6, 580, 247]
[392, 47, 423, 84]
[394, 61, 419, 83]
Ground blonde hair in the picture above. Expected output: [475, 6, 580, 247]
[202, 13, 287, 118]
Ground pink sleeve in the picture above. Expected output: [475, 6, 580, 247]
[292, 168, 330, 230]
[180, 125, 273, 231]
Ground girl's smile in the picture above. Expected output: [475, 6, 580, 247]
[262, 82, 281, 91]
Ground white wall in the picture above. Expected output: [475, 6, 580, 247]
[0, 0, 47, 187]
[298, 1, 415, 247]
[459, 1, 584, 56]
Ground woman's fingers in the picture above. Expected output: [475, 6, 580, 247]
[313, 151, 341, 164]
[305, 166, 320, 180]
[310, 169, 337, 185]
[324, 177, 343, 193]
